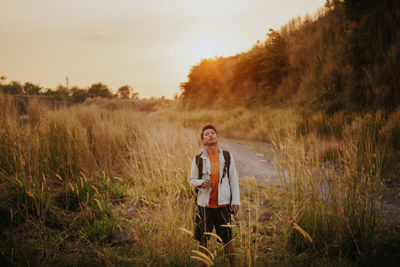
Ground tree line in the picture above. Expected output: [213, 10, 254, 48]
[180, 0, 400, 113]
[0, 76, 139, 102]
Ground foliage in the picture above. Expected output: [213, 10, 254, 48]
[0, 80, 24, 94]
[71, 86, 89, 103]
[180, 0, 400, 112]
[180, 57, 238, 108]
[88, 82, 112, 98]
[0, 78, 144, 103]
[117, 85, 139, 99]
[342, 0, 400, 109]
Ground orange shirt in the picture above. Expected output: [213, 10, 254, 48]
[208, 154, 228, 208]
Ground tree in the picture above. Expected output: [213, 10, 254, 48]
[0, 76, 7, 85]
[1, 81, 23, 94]
[256, 29, 289, 100]
[180, 57, 231, 107]
[88, 83, 112, 98]
[23, 82, 42, 95]
[342, 0, 400, 108]
[117, 85, 131, 99]
[131, 90, 139, 100]
[70, 87, 88, 102]
[118, 85, 139, 99]
[55, 84, 70, 99]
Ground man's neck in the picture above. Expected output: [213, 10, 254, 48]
[206, 144, 219, 155]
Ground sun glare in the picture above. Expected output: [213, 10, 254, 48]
[194, 39, 222, 61]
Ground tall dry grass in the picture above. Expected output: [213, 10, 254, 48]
[1, 94, 398, 265]
[174, 104, 399, 263]
[0, 95, 275, 266]
[273, 117, 386, 258]
[0, 94, 199, 265]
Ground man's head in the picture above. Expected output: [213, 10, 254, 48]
[201, 125, 218, 146]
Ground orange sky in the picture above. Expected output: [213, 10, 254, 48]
[0, 0, 326, 98]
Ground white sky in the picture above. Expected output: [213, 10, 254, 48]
[0, 0, 326, 98]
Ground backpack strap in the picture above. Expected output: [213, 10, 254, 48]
[195, 150, 230, 182]
[222, 150, 233, 205]
[194, 154, 202, 194]
[222, 150, 230, 180]
[194, 150, 232, 203]
[195, 154, 202, 179]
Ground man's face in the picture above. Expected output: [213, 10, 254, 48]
[202, 128, 218, 145]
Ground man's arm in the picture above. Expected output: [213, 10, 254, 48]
[229, 153, 240, 206]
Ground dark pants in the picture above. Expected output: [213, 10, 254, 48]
[194, 205, 232, 244]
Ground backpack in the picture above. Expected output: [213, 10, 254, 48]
[194, 150, 231, 193]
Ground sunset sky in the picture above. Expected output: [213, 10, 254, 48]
[0, 0, 326, 98]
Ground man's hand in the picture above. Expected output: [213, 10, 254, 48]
[231, 205, 239, 215]
[201, 179, 214, 188]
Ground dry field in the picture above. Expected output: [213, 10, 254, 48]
[0, 95, 399, 266]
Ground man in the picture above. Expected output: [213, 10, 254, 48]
[189, 125, 240, 267]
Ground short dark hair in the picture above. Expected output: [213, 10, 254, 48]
[201, 125, 218, 139]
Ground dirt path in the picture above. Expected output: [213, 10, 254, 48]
[219, 137, 280, 185]
[219, 137, 400, 225]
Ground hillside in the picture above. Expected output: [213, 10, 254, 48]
[180, 0, 400, 112]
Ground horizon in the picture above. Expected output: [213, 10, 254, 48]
[0, 0, 326, 98]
